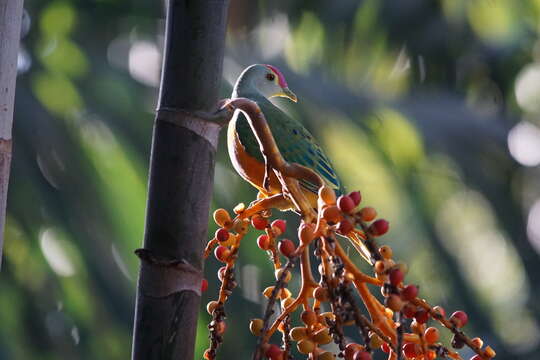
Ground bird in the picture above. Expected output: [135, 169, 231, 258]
[227, 64, 370, 260]
[228, 64, 343, 209]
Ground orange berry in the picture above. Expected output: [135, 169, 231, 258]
[249, 318, 263, 336]
[215, 321, 226, 335]
[279, 288, 292, 299]
[319, 185, 337, 205]
[318, 312, 335, 324]
[374, 260, 386, 274]
[282, 296, 295, 308]
[263, 286, 276, 298]
[213, 208, 231, 227]
[426, 350, 437, 360]
[402, 342, 421, 358]
[484, 346, 496, 357]
[206, 301, 219, 315]
[424, 327, 440, 343]
[301, 309, 318, 326]
[322, 205, 342, 224]
[298, 223, 315, 244]
[358, 207, 377, 222]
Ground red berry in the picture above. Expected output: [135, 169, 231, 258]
[271, 219, 287, 235]
[380, 342, 391, 353]
[348, 191, 362, 206]
[403, 303, 416, 318]
[353, 351, 371, 360]
[433, 306, 446, 318]
[257, 234, 271, 250]
[344, 343, 363, 359]
[215, 228, 230, 242]
[470, 356, 482, 360]
[278, 239, 296, 258]
[401, 284, 418, 301]
[414, 309, 429, 324]
[337, 195, 355, 213]
[402, 343, 420, 358]
[265, 344, 282, 359]
[217, 266, 227, 282]
[450, 311, 468, 328]
[337, 219, 354, 235]
[201, 278, 208, 292]
[251, 216, 268, 230]
[369, 219, 389, 236]
[389, 268, 404, 286]
[214, 245, 230, 262]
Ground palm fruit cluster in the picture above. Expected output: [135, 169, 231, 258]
[201, 186, 496, 360]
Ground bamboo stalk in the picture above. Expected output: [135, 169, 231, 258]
[131, 1, 230, 359]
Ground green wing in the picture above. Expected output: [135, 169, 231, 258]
[235, 97, 343, 194]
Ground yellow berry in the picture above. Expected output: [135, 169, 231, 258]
[263, 286, 276, 298]
[378, 245, 393, 259]
[471, 337, 483, 349]
[319, 312, 336, 325]
[297, 339, 315, 354]
[290, 326, 308, 341]
[374, 260, 386, 274]
[275, 268, 292, 282]
[280, 288, 292, 299]
[312, 328, 332, 345]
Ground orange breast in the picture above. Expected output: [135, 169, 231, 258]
[227, 116, 319, 208]
[227, 116, 282, 196]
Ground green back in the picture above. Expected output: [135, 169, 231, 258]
[234, 93, 344, 194]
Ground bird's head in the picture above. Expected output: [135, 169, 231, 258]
[233, 64, 297, 102]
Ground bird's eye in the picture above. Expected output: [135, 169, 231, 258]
[266, 73, 275, 81]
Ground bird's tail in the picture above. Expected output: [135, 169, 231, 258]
[345, 230, 373, 264]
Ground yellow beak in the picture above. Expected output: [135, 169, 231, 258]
[274, 87, 298, 102]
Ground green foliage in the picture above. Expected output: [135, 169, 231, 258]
[4, 1, 540, 359]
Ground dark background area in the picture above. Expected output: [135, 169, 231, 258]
[3, 1, 540, 359]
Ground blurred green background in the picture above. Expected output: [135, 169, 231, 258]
[3, 0, 540, 359]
